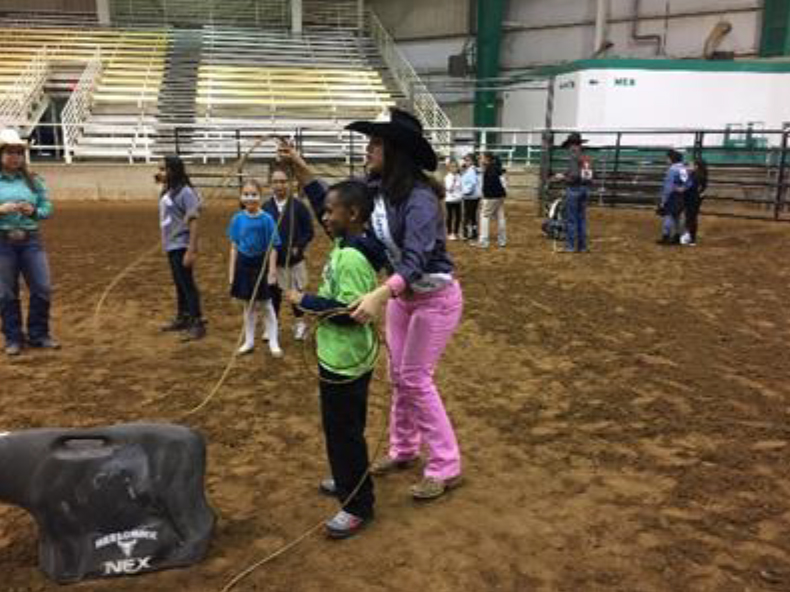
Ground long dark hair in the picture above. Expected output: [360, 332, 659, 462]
[0, 145, 39, 193]
[163, 155, 192, 195]
[380, 139, 444, 205]
[693, 158, 708, 193]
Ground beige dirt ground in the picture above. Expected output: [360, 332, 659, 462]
[2, 199, 790, 592]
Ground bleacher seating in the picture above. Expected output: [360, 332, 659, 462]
[0, 18, 402, 161]
[197, 27, 393, 121]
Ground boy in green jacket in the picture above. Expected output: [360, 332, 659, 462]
[288, 180, 386, 539]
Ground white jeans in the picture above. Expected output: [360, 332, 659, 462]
[479, 198, 506, 247]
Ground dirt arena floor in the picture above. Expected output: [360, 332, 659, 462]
[2, 198, 790, 592]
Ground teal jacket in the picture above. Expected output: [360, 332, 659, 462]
[0, 171, 52, 231]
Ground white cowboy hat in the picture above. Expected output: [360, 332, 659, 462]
[0, 129, 27, 150]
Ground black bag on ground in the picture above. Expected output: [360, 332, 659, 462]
[541, 196, 566, 240]
[0, 422, 215, 583]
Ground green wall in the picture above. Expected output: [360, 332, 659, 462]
[761, 0, 790, 56]
[474, 0, 506, 128]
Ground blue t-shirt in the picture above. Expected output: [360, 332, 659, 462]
[227, 210, 281, 257]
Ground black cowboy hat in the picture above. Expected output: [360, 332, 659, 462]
[346, 108, 438, 172]
[560, 132, 588, 148]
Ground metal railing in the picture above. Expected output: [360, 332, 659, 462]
[0, 47, 49, 128]
[8, 119, 789, 221]
[61, 49, 103, 164]
[368, 10, 452, 150]
[541, 128, 790, 221]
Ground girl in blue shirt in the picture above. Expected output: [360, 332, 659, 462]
[227, 179, 282, 357]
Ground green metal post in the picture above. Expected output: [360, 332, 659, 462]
[474, 0, 506, 128]
[760, 0, 790, 57]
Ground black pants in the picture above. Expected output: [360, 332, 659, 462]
[446, 202, 462, 236]
[685, 196, 701, 243]
[319, 367, 374, 519]
[271, 286, 305, 319]
[167, 249, 202, 321]
[463, 199, 480, 239]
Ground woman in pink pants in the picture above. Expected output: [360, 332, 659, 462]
[284, 108, 463, 501]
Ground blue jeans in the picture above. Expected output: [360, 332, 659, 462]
[661, 193, 682, 238]
[565, 186, 588, 251]
[0, 233, 52, 345]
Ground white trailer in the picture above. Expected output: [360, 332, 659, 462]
[503, 59, 790, 147]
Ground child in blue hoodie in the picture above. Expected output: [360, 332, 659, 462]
[658, 150, 688, 245]
[287, 180, 386, 539]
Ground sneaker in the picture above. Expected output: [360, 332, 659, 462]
[410, 475, 463, 501]
[237, 342, 254, 355]
[27, 336, 60, 349]
[294, 321, 308, 341]
[498, 242, 507, 248]
[325, 510, 370, 539]
[448, 234, 458, 241]
[4, 343, 22, 356]
[370, 455, 418, 476]
[181, 321, 206, 342]
[160, 316, 189, 332]
[268, 342, 283, 358]
[319, 477, 337, 497]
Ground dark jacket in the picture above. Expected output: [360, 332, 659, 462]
[262, 196, 314, 267]
[304, 178, 454, 289]
[686, 171, 707, 201]
[482, 166, 506, 199]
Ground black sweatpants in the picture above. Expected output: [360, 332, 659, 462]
[319, 366, 374, 519]
[446, 202, 462, 236]
[685, 195, 701, 243]
[463, 198, 480, 239]
[167, 248, 202, 321]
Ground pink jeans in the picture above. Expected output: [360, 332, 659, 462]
[385, 280, 463, 480]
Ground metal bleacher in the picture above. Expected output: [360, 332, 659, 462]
[0, 24, 167, 160]
[0, 2, 447, 164]
[178, 26, 394, 161]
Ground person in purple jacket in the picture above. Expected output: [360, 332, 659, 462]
[279, 108, 463, 501]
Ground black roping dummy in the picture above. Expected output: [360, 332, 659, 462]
[0, 423, 215, 583]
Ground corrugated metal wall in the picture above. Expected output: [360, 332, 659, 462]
[0, 0, 96, 13]
[108, 0, 289, 28]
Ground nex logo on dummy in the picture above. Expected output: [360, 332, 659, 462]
[95, 528, 156, 575]
[103, 555, 152, 575]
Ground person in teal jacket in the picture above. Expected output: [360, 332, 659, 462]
[0, 129, 58, 356]
[287, 179, 387, 539]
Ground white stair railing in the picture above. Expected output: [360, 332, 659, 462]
[0, 47, 49, 127]
[62, 48, 103, 164]
[368, 10, 451, 152]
